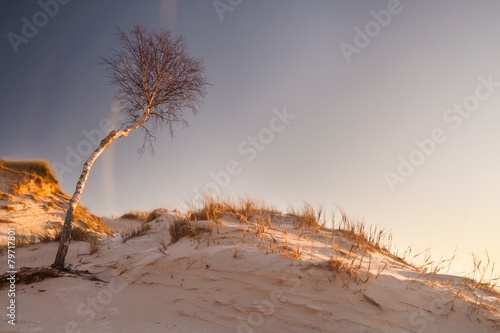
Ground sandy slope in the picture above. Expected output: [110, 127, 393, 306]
[1, 210, 499, 333]
[0, 165, 109, 240]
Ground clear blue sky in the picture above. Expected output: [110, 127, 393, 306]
[1, 0, 499, 277]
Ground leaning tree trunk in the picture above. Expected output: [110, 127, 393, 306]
[52, 110, 149, 269]
[52, 130, 121, 269]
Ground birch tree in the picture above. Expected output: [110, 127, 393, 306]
[53, 25, 208, 269]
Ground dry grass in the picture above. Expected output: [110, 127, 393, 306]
[0, 159, 58, 183]
[180, 196, 404, 282]
[405, 247, 459, 278]
[186, 196, 224, 221]
[74, 205, 112, 235]
[120, 210, 151, 222]
[231, 245, 243, 259]
[86, 236, 101, 255]
[37, 229, 56, 243]
[52, 225, 97, 242]
[146, 209, 164, 222]
[87, 195, 500, 305]
[336, 211, 393, 254]
[0, 229, 38, 249]
[465, 251, 499, 292]
[289, 245, 303, 259]
[120, 222, 151, 243]
[328, 256, 359, 279]
[185, 195, 280, 224]
[44, 201, 57, 212]
[329, 211, 499, 317]
[2, 204, 19, 213]
[16, 233, 37, 247]
[169, 216, 213, 243]
[287, 202, 321, 231]
[323, 253, 377, 285]
[0, 160, 64, 216]
[157, 233, 169, 254]
[0, 218, 16, 224]
[39, 226, 101, 254]
[0, 191, 14, 202]
[0, 226, 101, 255]
[10, 173, 61, 198]
[5, 224, 104, 247]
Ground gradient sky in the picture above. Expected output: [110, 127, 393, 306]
[1, 0, 499, 277]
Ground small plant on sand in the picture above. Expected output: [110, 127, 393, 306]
[157, 233, 169, 254]
[86, 236, 101, 255]
[335, 210, 395, 255]
[53, 226, 96, 242]
[231, 245, 243, 259]
[187, 196, 224, 221]
[328, 256, 358, 279]
[169, 217, 189, 243]
[15, 231, 37, 248]
[146, 209, 164, 222]
[290, 246, 303, 259]
[466, 251, 500, 292]
[73, 205, 112, 235]
[287, 203, 320, 231]
[169, 216, 212, 243]
[121, 222, 151, 243]
[37, 229, 55, 243]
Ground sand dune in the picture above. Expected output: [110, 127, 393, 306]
[1, 208, 499, 332]
[0, 163, 499, 332]
[0, 162, 110, 240]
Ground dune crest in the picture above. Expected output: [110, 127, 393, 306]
[0, 162, 499, 332]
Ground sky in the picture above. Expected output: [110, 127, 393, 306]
[1, 0, 499, 278]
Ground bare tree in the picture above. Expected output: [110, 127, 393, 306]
[52, 25, 208, 269]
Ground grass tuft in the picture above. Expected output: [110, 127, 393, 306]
[287, 202, 320, 231]
[15, 233, 37, 247]
[53, 226, 96, 242]
[0, 159, 58, 183]
[169, 216, 212, 243]
[86, 236, 101, 255]
[146, 209, 163, 222]
[74, 205, 113, 235]
[120, 222, 151, 243]
[120, 210, 151, 222]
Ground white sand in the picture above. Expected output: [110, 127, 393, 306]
[1, 209, 499, 333]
